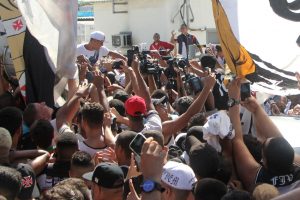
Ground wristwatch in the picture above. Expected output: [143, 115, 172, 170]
[227, 98, 240, 108]
[140, 180, 165, 193]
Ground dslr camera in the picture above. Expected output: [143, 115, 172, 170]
[127, 46, 163, 75]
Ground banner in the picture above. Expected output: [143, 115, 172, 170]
[17, 0, 78, 80]
[213, 0, 300, 96]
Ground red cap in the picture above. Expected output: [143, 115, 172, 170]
[125, 96, 147, 117]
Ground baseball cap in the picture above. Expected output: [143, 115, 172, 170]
[17, 164, 36, 199]
[125, 96, 147, 117]
[90, 31, 105, 41]
[83, 162, 124, 189]
[161, 161, 197, 190]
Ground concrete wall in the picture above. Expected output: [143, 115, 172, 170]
[92, 0, 216, 52]
[93, 2, 129, 51]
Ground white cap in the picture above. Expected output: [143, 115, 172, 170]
[161, 161, 197, 190]
[90, 31, 105, 41]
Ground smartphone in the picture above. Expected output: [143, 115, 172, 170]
[129, 133, 147, 156]
[241, 82, 251, 101]
[127, 49, 135, 67]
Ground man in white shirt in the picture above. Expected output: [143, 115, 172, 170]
[77, 31, 127, 64]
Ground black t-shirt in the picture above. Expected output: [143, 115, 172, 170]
[212, 73, 229, 110]
[177, 33, 199, 55]
[255, 164, 300, 187]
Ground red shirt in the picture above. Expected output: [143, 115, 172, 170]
[150, 41, 174, 55]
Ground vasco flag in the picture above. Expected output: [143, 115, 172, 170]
[17, 0, 78, 80]
[212, 0, 300, 95]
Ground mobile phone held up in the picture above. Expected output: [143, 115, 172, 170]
[240, 82, 251, 101]
[129, 133, 147, 157]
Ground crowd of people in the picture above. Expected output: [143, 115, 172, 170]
[0, 23, 300, 200]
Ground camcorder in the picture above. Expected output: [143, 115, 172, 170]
[185, 74, 203, 95]
[127, 46, 163, 75]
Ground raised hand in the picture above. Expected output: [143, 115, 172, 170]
[127, 178, 141, 200]
[126, 153, 142, 180]
[227, 78, 241, 100]
[241, 96, 261, 114]
[140, 138, 167, 182]
[94, 147, 117, 165]
[203, 73, 217, 89]
[76, 83, 91, 99]
[92, 70, 105, 90]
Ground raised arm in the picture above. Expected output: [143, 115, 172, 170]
[241, 97, 282, 142]
[56, 84, 91, 130]
[148, 75, 157, 95]
[108, 51, 127, 61]
[93, 71, 109, 112]
[131, 58, 155, 111]
[228, 79, 260, 192]
[162, 74, 215, 138]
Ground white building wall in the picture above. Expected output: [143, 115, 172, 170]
[93, 0, 216, 52]
[93, 2, 129, 51]
[77, 21, 95, 44]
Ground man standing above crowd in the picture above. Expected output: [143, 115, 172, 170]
[150, 33, 174, 56]
[77, 31, 127, 65]
[171, 24, 203, 58]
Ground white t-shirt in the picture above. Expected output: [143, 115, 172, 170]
[76, 44, 110, 60]
[142, 110, 162, 133]
[78, 140, 108, 158]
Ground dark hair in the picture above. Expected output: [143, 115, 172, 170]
[174, 96, 194, 115]
[23, 103, 37, 127]
[113, 90, 129, 103]
[216, 45, 222, 53]
[56, 133, 78, 160]
[81, 102, 104, 129]
[151, 89, 169, 103]
[221, 190, 252, 200]
[200, 55, 217, 69]
[186, 126, 206, 146]
[264, 137, 294, 174]
[0, 107, 22, 137]
[0, 92, 15, 109]
[143, 130, 164, 147]
[214, 156, 232, 185]
[0, 166, 22, 200]
[115, 131, 137, 159]
[30, 119, 54, 150]
[189, 143, 220, 178]
[181, 24, 188, 29]
[71, 151, 93, 168]
[109, 99, 126, 117]
[56, 133, 78, 150]
[107, 72, 116, 84]
[188, 113, 207, 129]
[127, 115, 144, 123]
[194, 178, 227, 200]
[41, 178, 90, 200]
[243, 134, 262, 163]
